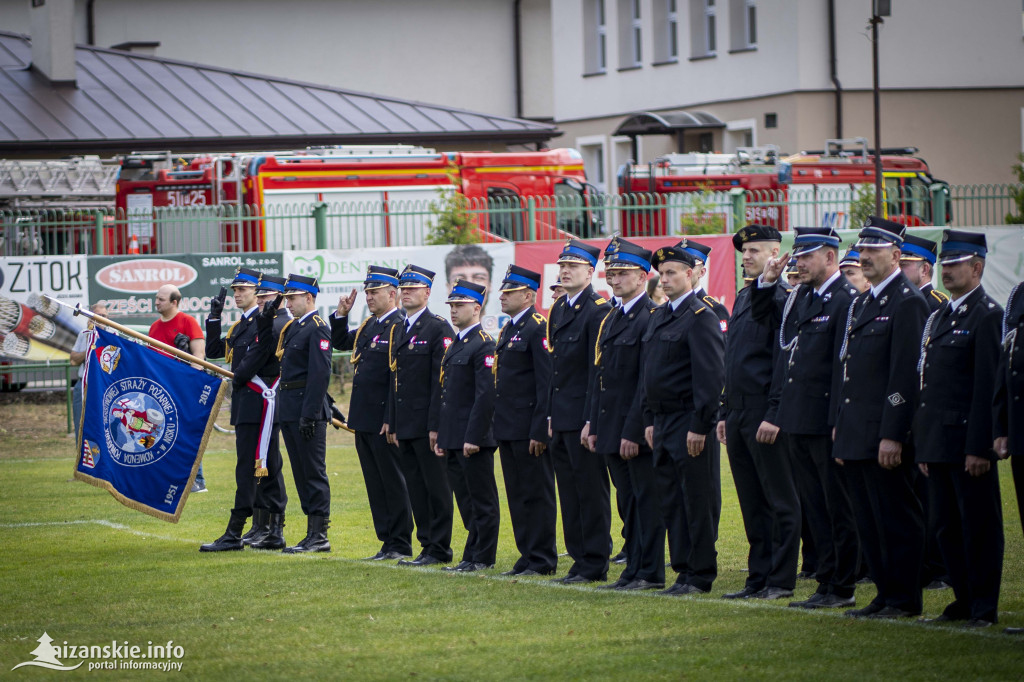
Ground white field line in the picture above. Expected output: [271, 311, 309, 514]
[2, 519, 1017, 638]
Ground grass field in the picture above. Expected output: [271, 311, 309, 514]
[2, 395, 1024, 681]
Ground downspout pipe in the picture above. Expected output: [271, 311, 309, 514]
[514, 0, 523, 120]
[828, 0, 842, 139]
[87, 0, 96, 46]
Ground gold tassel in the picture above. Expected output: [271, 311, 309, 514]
[594, 307, 615, 367]
[349, 317, 371, 365]
[275, 320, 293, 360]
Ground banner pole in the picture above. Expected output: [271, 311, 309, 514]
[69, 302, 352, 432]
[72, 304, 231, 378]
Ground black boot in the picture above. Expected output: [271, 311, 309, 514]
[283, 515, 330, 554]
[199, 514, 246, 552]
[250, 513, 286, 550]
[241, 509, 269, 546]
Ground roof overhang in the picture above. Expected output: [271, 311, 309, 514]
[614, 111, 726, 137]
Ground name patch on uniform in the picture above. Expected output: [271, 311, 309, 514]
[484, 355, 495, 368]
[888, 392, 906, 406]
[319, 339, 330, 351]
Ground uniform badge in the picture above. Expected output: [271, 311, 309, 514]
[484, 355, 495, 368]
[319, 339, 329, 351]
[542, 338, 549, 350]
[443, 337, 453, 348]
[887, 392, 906, 406]
[719, 320, 728, 333]
[99, 345, 121, 374]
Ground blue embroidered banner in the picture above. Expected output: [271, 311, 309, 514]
[74, 327, 227, 522]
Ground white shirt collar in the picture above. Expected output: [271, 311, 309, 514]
[457, 323, 480, 340]
[949, 285, 981, 312]
[669, 290, 695, 311]
[376, 307, 398, 323]
[870, 267, 902, 298]
[816, 270, 842, 297]
[298, 310, 316, 323]
[565, 289, 586, 307]
[241, 306, 257, 319]
[511, 307, 531, 325]
[404, 307, 427, 328]
[620, 292, 645, 314]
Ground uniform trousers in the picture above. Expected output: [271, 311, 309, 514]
[604, 449, 665, 584]
[354, 430, 413, 555]
[928, 462, 1004, 623]
[550, 430, 611, 580]
[653, 411, 717, 591]
[787, 434, 858, 598]
[446, 447, 500, 565]
[725, 408, 800, 591]
[231, 422, 287, 517]
[498, 439, 558, 574]
[281, 420, 330, 516]
[843, 458, 925, 614]
[396, 437, 454, 562]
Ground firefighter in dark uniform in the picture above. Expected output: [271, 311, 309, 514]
[493, 265, 556, 576]
[717, 225, 801, 600]
[200, 268, 288, 552]
[271, 274, 333, 553]
[916, 230, 1004, 628]
[331, 266, 413, 561]
[752, 226, 861, 609]
[899, 232, 952, 590]
[389, 265, 458, 567]
[995, 280, 1024, 635]
[642, 245, 725, 596]
[436, 279, 499, 572]
[587, 239, 664, 591]
[548, 239, 613, 584]
[677, 238, 726, 535]
[833, 217, 929, 619]
[900, 234, 950, 312]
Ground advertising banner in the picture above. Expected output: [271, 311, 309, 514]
[87, 253, 285, 331]
[513, 235, 739, 314]
[284, 243, 516, 337]
[0, 255, 90, 361]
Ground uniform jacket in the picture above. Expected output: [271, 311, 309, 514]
[721, 282, 789, 424]
[993, 282, 1024, 456]
[275, 311, 332, 423]
[436, 324, 497, 450]
[751, 273, 859, 435]
[207, 308, 284, 425]
[915, 286, 1002, 463]
[695, 287, 731, 332]
[492, 306, 550, 443]
[387, 308, 454, 439]
[589, 293, 655, 451]
[921, 283, 950, 313]
[331, 309, 404, 432]
[832, 271, 928, 461]
[641, 293, 725, 435]
[547, 285, 612, 431]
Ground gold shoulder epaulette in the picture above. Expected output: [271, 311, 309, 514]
[531, 312, 546, 325]
[694, 305, 706, 315]
[312, 314, 326, 327]
[477, 329, 490, 341]
[930, 289, 949, 303]
[594, 296, 608, 305]
[434, 313, 448, 322]
[703, 294, 720, 306]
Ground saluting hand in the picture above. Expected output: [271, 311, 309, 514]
[260, 294, 283, 320]
[210, 286, 227, 318]
[761, 251, 791, 285]
[336, 289, 358, 317]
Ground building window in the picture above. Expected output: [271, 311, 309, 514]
[618, 0, 642, 69]
[689, 0, 716, 58]
[653, 0, 679, 63]
[584, 0, 607, 74]
[577, 136, 607, 193]
[729, 0, 756, 50]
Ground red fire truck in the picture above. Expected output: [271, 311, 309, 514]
[616, 138, 948, 236]
[114, 146, 599, 254]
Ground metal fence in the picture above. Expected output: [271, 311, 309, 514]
[2, 185, 1020, 256]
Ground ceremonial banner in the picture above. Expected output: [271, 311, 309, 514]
[73, 328, 228, 522]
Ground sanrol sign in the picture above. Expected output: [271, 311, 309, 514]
[95, 259, 198, 293]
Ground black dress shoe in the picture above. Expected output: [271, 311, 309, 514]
[660, 583, 707, 596]
[562, 574, 598, 584]
[378, 551, 407, 561]
[796, 570, 816, 580]
[611, 550, 628, 564]
[517, 570, 544, 576]
[619, 579, 665, 591]
[500, 568, 522, 576]
[798, 593, 855, 609]
[364, 551, 386, 561]
[597, 578, 632, 590]
[867, 606, 919, 620]
[845, 602, 885, 618]
[924, 579, 951, 591]
[754, 587, 794, 601]
[1003, 627, 1024, 635]
[456, 562, 493, 572]
[443, 560, 473, 572]
[722, 586, 761, 600]
[398, 555, 444, 567]
[963, 619, 994, 629]
[920, 612, 965, 624]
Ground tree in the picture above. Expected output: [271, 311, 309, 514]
[425, 166, 478, 245]
[1006, 152, 1024, 225]
[848, 184, 876, 228]
[677, 186, 727, 235]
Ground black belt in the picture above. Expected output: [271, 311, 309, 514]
[279, 380, 306, 390]
[725, 395, 768, 410]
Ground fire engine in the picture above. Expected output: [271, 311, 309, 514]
[616, 138, 949, 236]
[113, 146, 599, 254]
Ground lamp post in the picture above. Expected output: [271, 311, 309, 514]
[870, 0, 891, 216]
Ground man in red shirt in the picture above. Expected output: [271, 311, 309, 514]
[149, 284, 207, 492]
